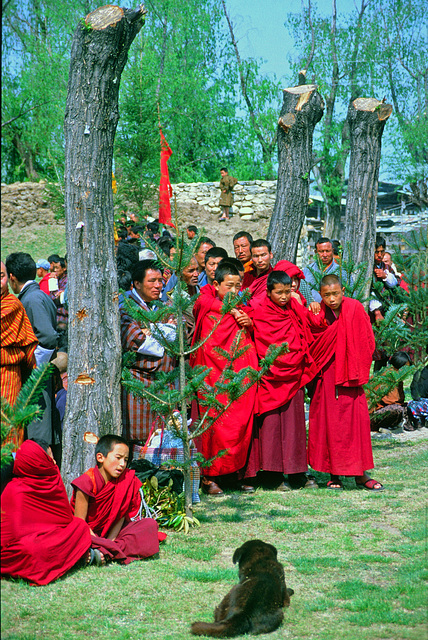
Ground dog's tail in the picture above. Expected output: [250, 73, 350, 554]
[191, 619, 248, 637]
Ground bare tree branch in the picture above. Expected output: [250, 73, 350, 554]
[1, 100, 49, 128]
[220, 0, 274, 163]
[299, 0, 315, 83]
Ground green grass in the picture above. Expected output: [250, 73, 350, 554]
[1, 224, 66, 262]
[2, 432, 428, 640]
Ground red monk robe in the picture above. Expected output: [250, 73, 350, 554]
[1, 440, 91, 585]
[307, 297, 375, 476]
[245, 295, 317, 478]
[241, 266, 274, 309]
[71, 466, 164, 564]
[191, 285, 258, 477]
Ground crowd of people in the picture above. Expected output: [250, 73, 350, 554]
[1, 211, 426, 585]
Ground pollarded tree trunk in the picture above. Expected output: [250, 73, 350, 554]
[344, 97, 392, 305]
[267, 85, 324, 262]
[62, 4, 146, 490]
[324, 200, 343, 241]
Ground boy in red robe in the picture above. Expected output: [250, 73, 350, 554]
[244, 270, 318, 490]
[71, 434, 164, 563]
[192, 263, 258, 496]
[307, 274, 384, 491]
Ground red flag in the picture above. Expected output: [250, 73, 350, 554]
[159, 129, 174, 227]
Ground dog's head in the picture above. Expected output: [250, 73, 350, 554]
[233, 540, 278, 567]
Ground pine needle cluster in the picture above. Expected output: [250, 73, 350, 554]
[1, 364, 53, 467]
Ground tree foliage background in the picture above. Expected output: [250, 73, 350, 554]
[1, 0, 281, 186]
[2, 0, 426, 200]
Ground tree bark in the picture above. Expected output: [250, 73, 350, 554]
[267, 84, 324, 262]
[62, 4, 146, 490]
[344, 97, 392, 304]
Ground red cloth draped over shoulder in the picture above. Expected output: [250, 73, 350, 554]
[191, 285, 258, 476]
[1, 440, 91, 585]
[274, 260, 307, 306]
[252, 295, 316, 414]
[308, 297, 375, 386]
[70, 466, 142, 538]
[240, 266, 273, 309]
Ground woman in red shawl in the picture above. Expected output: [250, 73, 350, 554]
[71, 434, 164, 563]
[1, 439, 91, 585]
[307, 274, 384, 491]
[244, 270, 318, 490]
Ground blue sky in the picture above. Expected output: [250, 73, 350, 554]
[225, 0, 358, 82]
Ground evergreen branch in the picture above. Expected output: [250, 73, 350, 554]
[13, 363, 53, 417]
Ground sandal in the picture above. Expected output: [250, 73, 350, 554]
[88, 548, 104, 566]
[326, 479, 344, 491]
[356, 478, 385, 492]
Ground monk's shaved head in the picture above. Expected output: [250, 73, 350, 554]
[320, 274, 341, 290]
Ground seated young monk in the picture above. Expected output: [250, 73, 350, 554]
[191, 263, 258, 496]
[71, 434, 164, 563]
[1, 439, 91, 586]
[307, 274, 384, 491]
[370, 351, 411, 432]
[244, 271, 318, 490]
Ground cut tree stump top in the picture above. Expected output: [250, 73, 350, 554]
[352, 97, 393, 121]
[283, 84, 320, 111]
[85, 5, 125, 30]
[284, 84, 318, 94]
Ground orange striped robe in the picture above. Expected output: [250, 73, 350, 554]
[1, 290, 37, 441]
[1, 290, 37, 448]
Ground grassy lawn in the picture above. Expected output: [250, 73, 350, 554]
[2, 435, 427, 640]
[0, 225, 66, 263]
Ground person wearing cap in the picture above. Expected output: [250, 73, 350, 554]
[36, 260, 52, 295]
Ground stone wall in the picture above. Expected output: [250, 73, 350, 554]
[1, 182, 60, 228]
[1, 180, 278, 227]
[172, 180, 276, 220]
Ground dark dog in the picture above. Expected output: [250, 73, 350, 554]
[191, 539, 293, 637]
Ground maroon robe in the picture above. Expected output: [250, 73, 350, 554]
[191, 285, 258, 477]
[244, 295, 315, 477]
[307, 298, 375, 475]
[1, 441, 91, 585]
[71, 466, 164, 564]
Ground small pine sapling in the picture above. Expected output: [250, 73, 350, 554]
[121, 219, 287, 522]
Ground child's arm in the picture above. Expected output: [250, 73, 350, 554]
[106, 517, 125, 541]
[73, 489, 95, 536]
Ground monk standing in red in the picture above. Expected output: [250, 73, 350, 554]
[192, 263, 258, 496]
[244, 270, 318, 490]
[307, 274, 384, 491]
[240, 239, 273, 309]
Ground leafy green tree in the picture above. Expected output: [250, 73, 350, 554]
[114, 0, 238, 192]
[285, 0, 427, 236]
[1, 0, 99, 182]
[220, 0, 282, 179]
[286, 0, 371, 239]
[370, 0, 427, 207]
